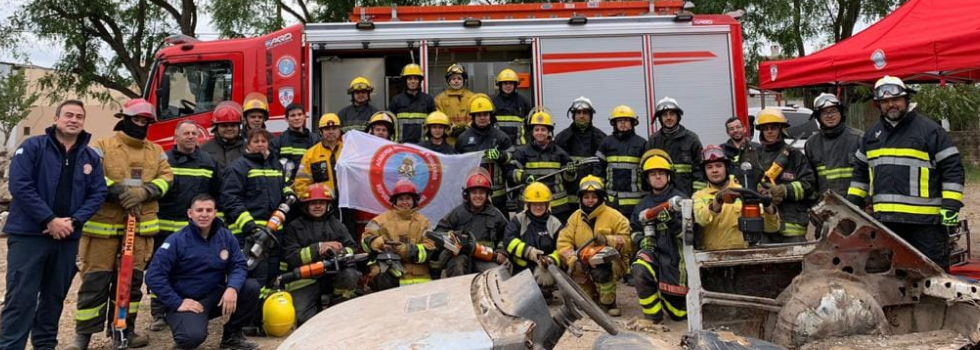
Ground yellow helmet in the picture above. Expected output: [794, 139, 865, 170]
[578, 175, 605, 194]
[243, 93, 270, 118]
[318, 113, 341, 129]
[610, 105, 639, 126]
[401, 63, 424, 79]
[496, 68, 520, 85]
[642, 154, 673, 173]
[469, 95, 495, 115]
[425, 111, 451, 128]
[348, 76, 374, 94]
[640, 148, 672, 167]
[527, 108, 553, 128]
[755, 108, 789, 130]
[263, 291, 295, 337]
[368, 111, 396, 128]
[523, 182, 552, 204]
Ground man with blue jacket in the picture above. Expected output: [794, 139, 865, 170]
[145, 194, 260, 350]
[0, 100, 107, 350]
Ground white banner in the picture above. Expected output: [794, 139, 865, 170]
[337, 131, 483, 228]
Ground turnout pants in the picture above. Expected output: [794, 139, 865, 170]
[0, 234, 79, 350]
[75, 235, 154, 335]
[886, 222, 950, 270]
[289, 268, 361, 325]
[631, 253, 687, 322]
[570, 261, 624, 308]
[166, 279, 260, 349]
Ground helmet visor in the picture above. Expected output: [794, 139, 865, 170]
[814, 95, 840, 110]
[874, 84, 906, 100]
[656, 101, 680, 112]
[702, 147, 726, 163]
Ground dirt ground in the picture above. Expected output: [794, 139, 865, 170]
[1, 183, 978, 350]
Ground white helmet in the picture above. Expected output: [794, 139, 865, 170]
[873, 75, 911, 100]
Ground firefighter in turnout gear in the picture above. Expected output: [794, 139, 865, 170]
[272, 103, 319, 184]
[281, 184, 361, 325]
[366, 111, 397, 141]
[338, 76, 380, 134]
[455, 95, 514, 215]
[756, 108, 816, 243]
[418, 111, 455, 154]
[805, 93, 863, 196]
[70, 98, 173, 350]
[847, 76, 965, 269]
[294, 113, 342, 199]
[693, 146, 780, 251]
[390, 63, 436, 144]
[435, 63, 476, 139]
[491, 68, 532, 145]
[556, 176, 633, 316]
[647, 97, 705, 196]
[241, 93, 269, 139]
[630, 151, 688, 324]
[361, 179, 437, 291]
[504, 182, 563, 292]
[202, 101, 246, 169]
[508, 107, 576, 221]
[555, 97, 606, 206]
[597, 105, 648, 219]
[436, 169, 509, 277]
[149, 120, 222, 332]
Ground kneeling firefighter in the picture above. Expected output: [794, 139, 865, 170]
[436, 168, 509, 278]
[280, 184, 361, 326]
[361, 179, 437, 291]
[629, 151, 688, 324]
[504, 182, 564, 291]
[555, 175, 633, 316]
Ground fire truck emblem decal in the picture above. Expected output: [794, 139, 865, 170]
[277, 56, 297, 78]
[278, 86, 295, 107]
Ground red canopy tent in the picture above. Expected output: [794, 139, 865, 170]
[759, 0, 980, 90]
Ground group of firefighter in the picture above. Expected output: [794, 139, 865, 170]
[0, 59, 966, 350]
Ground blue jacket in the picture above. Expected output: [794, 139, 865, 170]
[3, 126, 107, 238]
[144, 219, 247, 311]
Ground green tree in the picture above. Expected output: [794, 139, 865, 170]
[911, 84, 980, 131]
[0, 0, 198, 101]
[0, 68, 40, 148]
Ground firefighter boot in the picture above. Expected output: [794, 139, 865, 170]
[125, 313, 150, 348]
[65, 333, 92, 350]
[220, 331, 259, 350]
[149, 317, 167, 332]
[597, 281, 620, 317]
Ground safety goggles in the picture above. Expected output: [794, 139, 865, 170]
[814, 95, 841, 110]
[350, 83, 372, 92]
[874, 84, 906, 100]
[656, 102, 680, 112]
[447, 65, 465, 75]
[702, 147, 726, 163]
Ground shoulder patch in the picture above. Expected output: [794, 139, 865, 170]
[14, 147, 23, 155]
[161, 242, 171, 250]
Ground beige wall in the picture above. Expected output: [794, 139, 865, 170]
[6, 65, 130, 150]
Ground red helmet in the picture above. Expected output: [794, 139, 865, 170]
[114, 98, 157, 122]
[304, 184, 334, 202]
[464, 171, 492, 192]
[701, 145, 728, 165]
[391, 179, 420, 204]
[212, 101, 243, 124]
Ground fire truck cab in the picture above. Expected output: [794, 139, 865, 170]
[144, 1, 747, 149]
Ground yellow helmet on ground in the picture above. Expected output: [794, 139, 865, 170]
[527, 108, 553, 128]
[263, 291, 295, 337]
[755, 108, 789, 130]
[610, 105, 639, 126]
[348, 76, 374, 93]
[524, 182, 552, 204]
[243, 93, 270, 119]
[469, 95, 495, 115]
[401, 64, 424, 79]
[318, 113, 341, 129]
[425, 111, 451, 128]
[496, 68, 520, 85]
[642, 154, 673, 173]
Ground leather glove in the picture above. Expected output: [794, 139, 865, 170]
[321, 241, 344, 255]
[564, 163, 577, 175]
[538, 254, 559, 267]
[241, 221, 259, 236]
[364, 235, 386, 253]
[594, 233, 607, 246]
[524, 174, 536, 184]
[119, 186, 150, 209]
[484, 148, 501, 161]
[106, 184, 126, 204]
[250, 226, 278, 249]
[525, 247, 544, 261]
[768, 184, 787, 206]
[941, 209, 959, 227]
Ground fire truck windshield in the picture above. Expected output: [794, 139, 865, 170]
[156, 61, 233, 121]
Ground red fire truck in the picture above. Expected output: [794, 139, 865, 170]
[144, 1, 747, 148]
